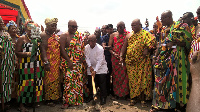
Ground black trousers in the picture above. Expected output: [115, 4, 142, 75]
[105, 55, 113, 96]
[88, 74, 107, 98]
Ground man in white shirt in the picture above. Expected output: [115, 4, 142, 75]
[84, 34, 108, 105]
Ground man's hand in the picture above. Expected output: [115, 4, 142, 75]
[166, 42, 174, 49]
[90, 66, 94, 73]
[68, 60, 73, 70]
[91, 71, 96, 77]
[119, 56, 124, 66]
[113, 52, 120, 59]
[44, 63, 50, 71]
[176, 41, 186, 47]
[143, 48, 149, 58]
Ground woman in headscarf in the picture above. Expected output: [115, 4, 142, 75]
[6, 20, 19, 100]
[16, 20, 44, 112]
[0, 16, 16, 112]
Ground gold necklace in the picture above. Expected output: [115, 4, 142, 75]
[26, 34, 31, 42]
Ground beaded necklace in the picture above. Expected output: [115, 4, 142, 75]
[25, 34, 31, 42]
[45, 30, 59, 42]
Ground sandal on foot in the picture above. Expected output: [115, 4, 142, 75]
[128, 99, 137, 106]
[18, 107, 29, 112]
[46, 102, 56, 107]
[141, 101, 148, 108]
[61, 104, 69, 109]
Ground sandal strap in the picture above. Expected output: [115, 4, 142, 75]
[141, 101, 146, 104]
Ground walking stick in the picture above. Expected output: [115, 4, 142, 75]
[33, 56, 37, 112]
[0, 45, 4, 111]
[30, 27, 41, 112]
[31, 38, 40, 112]
[92, 75, 97, 105]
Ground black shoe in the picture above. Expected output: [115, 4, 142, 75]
[84, 96, 93, 103]
[100, 98, 106, 105]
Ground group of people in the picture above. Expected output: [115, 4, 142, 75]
[1, 6, 200, 112]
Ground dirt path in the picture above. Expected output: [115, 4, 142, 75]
[9, 95, 151, 112]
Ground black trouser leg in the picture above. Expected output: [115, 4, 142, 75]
[88, 74, 107, 98]
[96, 74, 107, 99]
[105, 55, 112, 96]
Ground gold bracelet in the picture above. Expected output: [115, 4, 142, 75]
[27, 52, 31, 57]
[112, 52, 115, 55]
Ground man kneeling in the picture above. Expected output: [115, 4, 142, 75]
[84, 34, 108, 105]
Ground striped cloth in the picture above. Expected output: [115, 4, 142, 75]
[0, 32, 15, 103]
[17, 42, 44, 103]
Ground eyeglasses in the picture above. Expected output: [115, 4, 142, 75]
[69, 25, 78, 29]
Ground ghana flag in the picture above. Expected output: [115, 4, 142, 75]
[0, 0, 31, 24]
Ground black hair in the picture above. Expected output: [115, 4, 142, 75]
[106, 24, 113, 29]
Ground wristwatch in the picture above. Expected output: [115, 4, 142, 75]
[44, 61, 50, 65]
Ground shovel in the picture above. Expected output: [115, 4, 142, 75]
[91, 75, 97, 105]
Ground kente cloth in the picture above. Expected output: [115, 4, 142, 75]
[152, 23, 177, 109]
[82, 40, 89, 97]
[17, 43, 44, 103]
[44, 34, 61, 100]
[0, 32, 15, 103]
[171, 22, 193, 104]
[61, 31, 84, 105]
[189, 28, 200, 62]
[44, 79, 61, 100]
[125, 29, 155, 100]
[112, 31, 129, 97]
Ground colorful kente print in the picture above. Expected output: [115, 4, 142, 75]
[172, 22, 193, 104]
[17, 43, 44, 103]
[0, 32, 15, 103]
[152, 23, 177, 109]
[61, 31, 84, 105]
[126, 29, 155, 100]
[82, 39, 89, 97]
[44, 34, 61, 100]
[189, 27, 200, 62]
[112, 31, 129, 97]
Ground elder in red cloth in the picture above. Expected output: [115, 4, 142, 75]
[108, 21, 129, 99]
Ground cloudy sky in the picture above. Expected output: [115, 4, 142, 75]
[24, 0, 200, 34]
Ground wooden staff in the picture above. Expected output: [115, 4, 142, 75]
[91, 73, 97, 105]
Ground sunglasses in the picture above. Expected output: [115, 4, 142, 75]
[69, 25, 78, 29]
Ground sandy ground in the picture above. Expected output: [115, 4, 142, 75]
[9, 95, 152, 112]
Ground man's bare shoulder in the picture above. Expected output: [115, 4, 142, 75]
[110, 32, 118, 37]
[60, 31, 69, 38]
[40, 31, 48, 39]
[126, 32, 133, 39]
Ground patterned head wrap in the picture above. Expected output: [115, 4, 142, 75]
[6, 20, 17, 27]
[24, 19, 35, 30]
[6, 20, 17, 31]
[44, 18, 58, 26]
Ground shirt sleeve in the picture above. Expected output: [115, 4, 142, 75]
[94, 48, 104, 72]
[84, 46, 91, 67]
